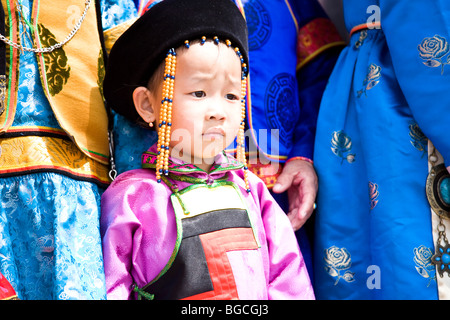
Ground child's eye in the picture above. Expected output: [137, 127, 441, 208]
[191, 91, 206, 98]
[226, 93, 239, 101]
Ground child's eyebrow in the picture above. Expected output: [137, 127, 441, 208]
[189, 72, 242, 87]
[189, 72, 214, 82]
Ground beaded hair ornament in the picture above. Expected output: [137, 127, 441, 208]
[155, 36, 250, 193]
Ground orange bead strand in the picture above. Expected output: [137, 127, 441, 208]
[156, 48, 176, 183]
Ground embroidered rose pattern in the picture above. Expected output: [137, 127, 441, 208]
[331, 131, 356, 164]
[418, 34, 450, 74]
[414, 245, 436, 287]
[357, 63, 381, 97]
[324, 246, 355, 285]
[368, 181, 379, 210]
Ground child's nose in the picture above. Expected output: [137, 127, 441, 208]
[206, 99, 226, 120]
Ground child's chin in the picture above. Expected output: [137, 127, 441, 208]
[201, 142, 225, 157]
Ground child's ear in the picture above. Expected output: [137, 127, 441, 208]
[133, 86, 157, 124]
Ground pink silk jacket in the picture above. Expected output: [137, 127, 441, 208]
[101, 144, 314, 300]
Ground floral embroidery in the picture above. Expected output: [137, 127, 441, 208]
[354, 29, 368, 49]
[324, 246, 355, 285]
[409, 122, 427, 157]
[368, 181, 379, 210]
[357, 63, 381, 97]
[331, 131, 356, 164]
[418, 34, 450, 75]
[414, 245, 436, 287]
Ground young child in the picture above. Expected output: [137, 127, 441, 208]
[101, 0, 314, 300]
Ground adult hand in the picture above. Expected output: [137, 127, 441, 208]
[448, 166, 450, 174]
[272, 159, 318, 231]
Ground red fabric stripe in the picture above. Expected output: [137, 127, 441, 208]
[182, 228, 258, 300]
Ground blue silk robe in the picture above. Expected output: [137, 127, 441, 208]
[314, 0, 450, 299]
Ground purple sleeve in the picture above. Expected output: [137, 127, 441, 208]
[100, 170, 177, 300]
[101, 178, 141, 299]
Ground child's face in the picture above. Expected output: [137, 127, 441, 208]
[154, 41, 243, 170]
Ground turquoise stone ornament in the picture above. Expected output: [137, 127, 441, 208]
[426, 164, 450, 219]
[440, 177, 450, 206]
[427, 163, 450, 277]
[432, 243, 450, 277]
[443, 253, 450, 265]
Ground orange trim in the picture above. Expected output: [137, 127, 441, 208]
[0, 164, 110, 184]
[349, 21, 381, 37]
[6, 126, 67, 135]
[286, 156, 313, 164]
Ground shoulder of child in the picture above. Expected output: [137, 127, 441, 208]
[104, 168, 169, 198]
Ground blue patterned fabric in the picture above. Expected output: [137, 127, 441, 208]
[101, 0, 138, 30]
[0, 0, 138, 300]
[313, 0, 450, 299]
[235, 0, 337, 162]
[112, 112, 157, 174]
[13, 2, 59, 128]
[0, 173, 105, 299]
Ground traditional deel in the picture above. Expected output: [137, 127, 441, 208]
[313, 0, 450, 300]
[133, 171, 259, 300]
[101, 144, 314, 300]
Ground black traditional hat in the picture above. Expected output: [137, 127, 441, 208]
[103, 0, 249, 123]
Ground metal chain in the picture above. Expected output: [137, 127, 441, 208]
[438, 218, 448, 244]
[0, 0, 91, 53]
